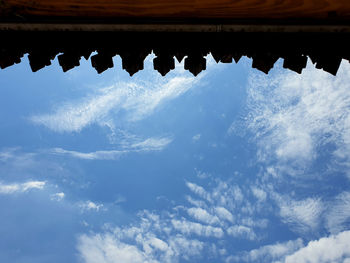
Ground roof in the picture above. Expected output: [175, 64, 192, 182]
[2, 0, 350, 21]
[1, 0, 350, 76]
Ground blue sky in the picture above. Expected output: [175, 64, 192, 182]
[0, 53, 350, 263]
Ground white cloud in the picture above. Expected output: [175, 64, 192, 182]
[171, 219, 224, 238]
[79, 201, 104, 212]
[69, 58, 350, 263]
[0, 181, 45, 194]
[228, 238, 304, 262]
[240, 60, 350, 174]
[166, 236, 203, 261]
[129, 137, 173, 151]
[186, 178, 269, 238]
[232, 185, 244, 202]
[211, 182, 244, 205]
[78, 233, 204, 263]
[186, 182, 212, 203]
[185, 195, 207, 208]
[0, 147, 19, 161]
[241, 218, 269, 228]
[251, 186, 267, 202]
[49, 136, 172, 160]
[325, 191, 350, 234]
[285, 231, 350, 263]
[77, 176, 272, 263]
[231, 231, 350, 263]
[114, 195, 126, 204]
[269, 190, 350, 236]
[194, 169, 210, 179]
[123, 76, 202, 122]
[78, 234, 148, 263]
[31, 87, 126, 133]
[226, 60, 350, 244]
[214, 207, 234, 223]
[51, 147, 125, 160]
[210, 182, 245, 210]
[76, 172, 279, 263]
[77, 211, 205, 263]
[187, 207, 220, 225]
[0, 183, 20, 194]
[30, 65, 201, 133]
[0, 148, 38, 171]
[274, 195, 323, 233]
[51, 192, 65, 201]
[22, 181, 45, 191]
[192, 134, 201, 142]
[227, 225, 257, 240]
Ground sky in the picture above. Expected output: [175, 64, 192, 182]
[0, 53, 350, 263]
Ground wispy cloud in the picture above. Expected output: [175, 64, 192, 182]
[49, 136, 172, 160]
[30, 63, 202, 133]
[325, 191, 350, 234]
[171, 219, 224, 238]
[236, 60, 350, 175]
[77, 211, 204, 263]
[285, 230, 350, 263]
[267, 187, 350, 237]
[251, 186, 267, 202]
[78, 233, 151, 263]
[51, 148, 126, 160]
[195, 168, 211, 179]
[0, 181, 45, 194]
[185, 178, 269, 235]
[0, 147, 37, 168]
[227, 238, 304, 262]
[77, 176, 272, 263]
[72, 58, 350, 263]
[51, 192, 65, 201]
[227, 225, 257, 240]
[30, 87, 126, 133]
[214, 207, 234, 223]
[273, 194, 324, 234]
[187, 207, 220, 225]
[228, 60, 350, 238]
[186, 182, 212, 203]
[0, 147, 20, 161]
[128, 137, 173, 151]
[192, 134, 201, 142]
[79, 201, 104, 212]
[230, 230, 350, 263]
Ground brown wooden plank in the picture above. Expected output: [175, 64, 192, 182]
[194, 0, 349, 19]
[2, 0, 350, 20]
[2, 0, 194, 18]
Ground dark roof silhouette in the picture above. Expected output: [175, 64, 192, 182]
[1, 0, 350, 75]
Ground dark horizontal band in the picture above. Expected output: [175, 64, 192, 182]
[1, 23, 350, 33]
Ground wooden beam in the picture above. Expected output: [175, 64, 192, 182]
[2, 0, 350, 21]
[1, 23, 350, 33]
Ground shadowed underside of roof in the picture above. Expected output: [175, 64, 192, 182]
[2, 0, 350, 21]
[1, 32, 349, 76]
[1, 0, 350, 76]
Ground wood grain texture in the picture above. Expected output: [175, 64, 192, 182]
[2, 0, 350, 20]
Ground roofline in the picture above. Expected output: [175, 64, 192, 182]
[1, 22, 350, 33]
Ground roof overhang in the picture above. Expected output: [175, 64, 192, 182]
[1, 0, 350, 76]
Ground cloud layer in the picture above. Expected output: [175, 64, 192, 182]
[77, 176, 270, 263]
[30, 66, 201, 133]
[231, 231, 350, 263]
[238, 60, 350, 175]
[0, 181, 45, 194]
[49, 136, 172, 160]
[285, 230, 350, 263]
